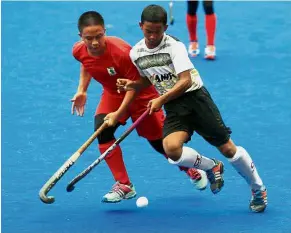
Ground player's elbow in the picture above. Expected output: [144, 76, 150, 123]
[183, 78, 192, 90]
[179, 70, 193, 91]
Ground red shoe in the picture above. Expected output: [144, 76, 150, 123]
[186, 168, 208, 190]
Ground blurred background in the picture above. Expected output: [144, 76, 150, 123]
[2, 1, 291, 233]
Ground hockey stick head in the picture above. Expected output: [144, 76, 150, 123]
[39, 190, 55, 204]
[170, 17, 174, 25]
[66, 184, 75, 192]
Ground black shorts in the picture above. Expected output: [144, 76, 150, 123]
[163, 87, 231, 147]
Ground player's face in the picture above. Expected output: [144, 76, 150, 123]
[80, 25, 106, 56]
[140, 21, 168, 49]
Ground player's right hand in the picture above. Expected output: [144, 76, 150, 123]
[71, 92, 87, 116]
[147, 97, 163, 115]
[103, 111, 120, 127]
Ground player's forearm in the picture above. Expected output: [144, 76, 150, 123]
[77, 65, 92, 93]
[132, 77, 151, 91]
[159, 75, 192, 105]
[116, 90, 137, 117]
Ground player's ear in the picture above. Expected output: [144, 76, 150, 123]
[164, 24, 168, 32]
[78, 33, 83, 42]
[139, 22, 143, 30]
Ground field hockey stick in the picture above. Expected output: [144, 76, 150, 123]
[66, 109, 150, 192]
[39, 122, 108, 204]
[169, 0, 174, 25]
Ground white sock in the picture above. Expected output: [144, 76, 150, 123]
[168, 146, 215, 170]
[228, 146, 264, 190]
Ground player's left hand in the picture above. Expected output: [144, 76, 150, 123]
[116, 78, 135, 93]
[71, 92, 87, 116]
[148, 97, 163, 115]
[104, 111, 120, 127]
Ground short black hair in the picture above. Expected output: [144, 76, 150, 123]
[141, 4, 167, 25]
[78, 11, 104, 33]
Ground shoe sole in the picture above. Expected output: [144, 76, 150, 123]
[124, 192, 137, 200]
[205, 55, 215, 60]
[249, 204, 267, 213]
[198, 186, 207, 191]
[101, 192, 137, 203]
[189, 51, 200, 57]
[191, 179, 208, 191]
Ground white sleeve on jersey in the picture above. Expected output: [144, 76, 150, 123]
[129, 49, 146, 77]
[170, 42, 194, 75]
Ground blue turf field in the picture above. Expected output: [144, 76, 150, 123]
[2, 1, 291, 233]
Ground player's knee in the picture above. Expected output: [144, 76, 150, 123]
[148, 139, 165, 155]
[187, 0, 199, 15]
[163, 139, 182, 161]
[203, 0, 214, 15]
[94, 114, 106, 131]
[97, 128, 116, 144]
[94, 114, 118, 144]
[218, 139, 236, 158]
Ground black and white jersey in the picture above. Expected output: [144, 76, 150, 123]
[130, 34, 203, 95]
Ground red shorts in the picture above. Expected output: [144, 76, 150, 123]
[95, 91, 164, 141]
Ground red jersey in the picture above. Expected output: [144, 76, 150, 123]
[72, 36, 158, 99]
